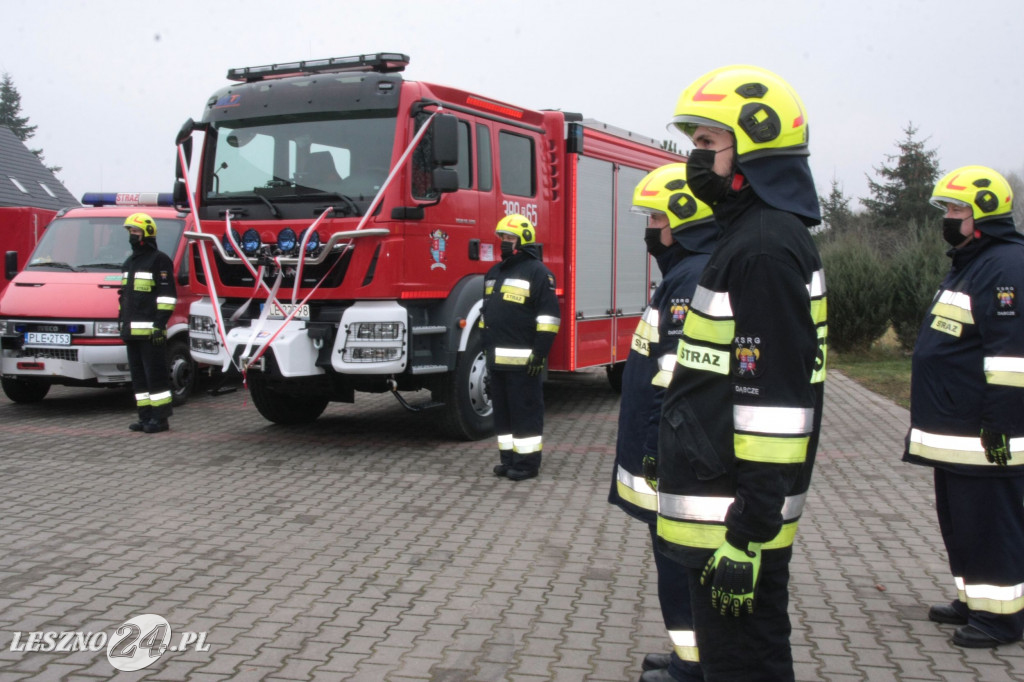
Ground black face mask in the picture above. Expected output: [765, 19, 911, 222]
[686, 148, 733, 206]
[942, 218, 969, 248]
[129, 234, 143, 250]
[644, 228, 669, 257]
[500, 241, 516, 260]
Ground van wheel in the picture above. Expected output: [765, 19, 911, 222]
[168, 338, 197, 406]
[436, 330, 493, 440]
[248, 372, 328, 425]
[1, 377, 50, 403]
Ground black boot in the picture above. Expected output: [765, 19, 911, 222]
[128, 421, 146, 432]
[143, 418, 170, 433]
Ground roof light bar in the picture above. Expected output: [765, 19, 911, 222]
[226, 52, 410, 82]
[81, 192, 174, 207]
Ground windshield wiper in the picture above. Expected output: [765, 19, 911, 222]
[28, 261, 78, 272]
[254, 193, 282, 219]
[299, 191, 360, 217]
[79, 262, 124, 270]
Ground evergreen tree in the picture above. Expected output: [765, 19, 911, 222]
[860, 123, 941, 230]
[0, 72, 59, 173]
[819, 177, 855, 234]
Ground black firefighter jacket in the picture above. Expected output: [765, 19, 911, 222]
[657, 189, 827, 569]
[903, 220, 1024, 479]
[119, 244, 177, 342]
[480, 244, 560, 372]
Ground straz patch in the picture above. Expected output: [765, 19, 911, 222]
[931, 315, 963, 337]
[734, 336, 763, 378]
[996, 286, 1017, 317]
[503, 293, 525, 304]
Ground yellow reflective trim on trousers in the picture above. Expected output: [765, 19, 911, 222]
[955, 576, 1024, 615]
[682, 311, 734, 345]
[669, 629, 698, 663]
[811, 324, 827, 384]
[150, 391, 172, 407]
[657, 517, 798, 550]
[734, 433, 809, 464]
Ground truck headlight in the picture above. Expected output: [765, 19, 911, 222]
[190, 315, 216, 334]
[95, 321, 120, 336]
[352, 322, 402, 340]
[0, 319, 8, 335]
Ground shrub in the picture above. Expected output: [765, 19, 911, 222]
[820, 232, 891, 353]
[887, 221, 949, 351]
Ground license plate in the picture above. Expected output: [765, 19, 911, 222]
[25, 332, 71, 345]
[264, 302, 310, 320]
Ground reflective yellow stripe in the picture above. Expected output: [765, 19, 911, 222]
[734, 433, 809, 464]
[683, 311, 734, 345]
[985, 356, 1024, 387]
[810, 297, 827, 325]
[150, 390, 172, 407]
[668, 629, 699, 663]
[931, 290, 974, 324]
[536, 314, 561, 334]
[634, 319, 658, 344]
[909, 428, 1024, 467]
[956, 576, 1024, 615]
[494, 347, 531, 365]
[135, 392, 151, 407]
[652, 353, 676, 388]
[657, 517, 799, 550]
[811, 324, 827, 384]
[497, 434, 513, 450]
[616, 465, 657, 511]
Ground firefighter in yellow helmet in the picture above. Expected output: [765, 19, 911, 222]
[479, 214, 560, 480]
[904, 166, 1024, 648]
[657, 66, 827, 680]
[119, 212, 177, 433]
[609, 163, 718, 682]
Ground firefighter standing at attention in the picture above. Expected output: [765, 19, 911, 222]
[480, 214, 560, 481]
[656, 65, 827, 681]
[119, 212, 176, 433]
[903, 166, 1024, 649]
[609, 163, 718, 682]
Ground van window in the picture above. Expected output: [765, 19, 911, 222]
[477, 124, 493, 192]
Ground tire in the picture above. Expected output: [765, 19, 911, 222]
[1, 377, 50, 403]
[168, 338, 197, 407]
[436, 330, 493, 440]
[248, 372, 328, 425]
[606, 362, 625, 394]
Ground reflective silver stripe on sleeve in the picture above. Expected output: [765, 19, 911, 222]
[690, 285, 732, 318]
[658, 492, 806, 522]
[502, 278, 531, 291]
[617, 466, 656, 497]
[938, 289, 972, 311]
[495, 347, 532, 358]
[130, 322, 155, 330]
[642, 307, 660, 326]
[134, 272, 154, 280]
[733, 405, 814, 435]
[156, 296, 177, 306]
[807, 269, 826, 297]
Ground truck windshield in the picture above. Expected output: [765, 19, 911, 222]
[27, 217, 185, 271]
[204, 115, 398, 213]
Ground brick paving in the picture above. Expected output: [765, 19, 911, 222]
[0, 370, 1021, 680]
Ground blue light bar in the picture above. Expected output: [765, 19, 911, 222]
[81, 192, 174, 208]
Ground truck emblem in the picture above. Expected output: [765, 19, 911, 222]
[430, 229, 449, 270]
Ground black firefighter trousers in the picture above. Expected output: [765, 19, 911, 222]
[490, 369, 544, 474]
[126, 338, 172, 422]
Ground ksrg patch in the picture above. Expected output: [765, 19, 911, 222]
[996, 286, 1017, 317]
[734, 336, 763, 378]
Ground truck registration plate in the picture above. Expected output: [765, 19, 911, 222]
[265, 302, 310, 320]
[25, 332, 71, 346]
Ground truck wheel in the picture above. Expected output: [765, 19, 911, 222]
[606, 362, 625, 394]
[168, 338, 197, 407]
[436, 330, 493, 440]
[1, 377, 50, 403]
[248, 372, 328, 425]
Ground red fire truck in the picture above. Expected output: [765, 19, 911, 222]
[0, 194, 202, 404]
[178, 52, 681, 439]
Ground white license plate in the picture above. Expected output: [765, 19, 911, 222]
[25, 332, 71, 345]
[264, 302, 310, 320]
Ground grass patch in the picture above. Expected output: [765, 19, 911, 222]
[829, 330, 912, 409]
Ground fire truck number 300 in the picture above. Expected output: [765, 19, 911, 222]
[502, 201, 538, 226]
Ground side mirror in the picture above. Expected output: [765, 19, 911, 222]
[431, 114, 458, 167]
[432, 168, 459, 194]
[5, 251, 18, 280]
[173, 179, 190, 211]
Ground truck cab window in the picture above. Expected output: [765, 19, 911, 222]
[413, 117, 472, 200]
[498, 131, 535, 197]
[477, 124, 493, 192]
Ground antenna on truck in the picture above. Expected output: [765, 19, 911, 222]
[226, 52, 410, 82]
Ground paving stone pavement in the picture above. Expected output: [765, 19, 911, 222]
[0, 370, 1022, 681]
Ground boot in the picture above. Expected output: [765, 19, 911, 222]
[143, 418, 170, 433]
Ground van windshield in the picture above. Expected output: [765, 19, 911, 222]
[27, 217, 185, 271]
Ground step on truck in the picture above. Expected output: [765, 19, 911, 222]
[0, 194, 203, 404]
[178, 52, 681, 439]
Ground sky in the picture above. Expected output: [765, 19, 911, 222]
[2, 0, 1022, 209]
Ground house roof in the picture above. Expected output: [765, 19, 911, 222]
[0, 126, 79, 210]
